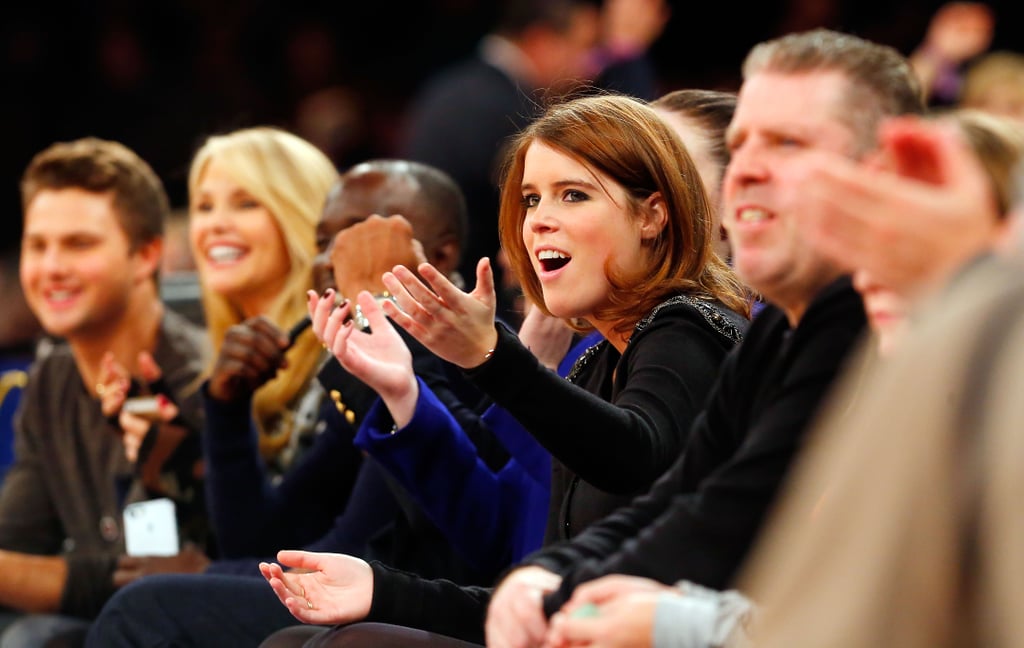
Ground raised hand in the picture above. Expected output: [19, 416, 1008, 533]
[790, 116, 999, 298]
[307, 290, 418, 428]
[259, 550, 373, 626]
[381, 257, 499, 370]
[96, 352, 181, 464]
[517, 304, 575, 371]
[207, 316, 289, 402]
[330, 214, 428, 300]
[601, 0, 671, 56]
[920, 2, 993, 64]
[911, 2, 994, 101]
[96, 351, 132, 419]
[119, 396, 180, 463]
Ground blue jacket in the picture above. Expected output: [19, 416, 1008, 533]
[354, 332, 603, 575]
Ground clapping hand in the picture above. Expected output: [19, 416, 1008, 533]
[381, 258, 499, 370]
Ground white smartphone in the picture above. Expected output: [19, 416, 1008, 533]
[122, 396, 163, 422]
[123, 498, 179, 556]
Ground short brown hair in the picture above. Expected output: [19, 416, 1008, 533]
[498, 94, 750, 336]
[20, 137, 168, 250]
[743, 29, 924, 154]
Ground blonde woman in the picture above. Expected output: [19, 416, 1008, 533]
[106, 127, 343, 567]
[188, 127, 334, 464]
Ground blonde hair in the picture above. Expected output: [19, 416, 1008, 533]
[188, 127, 338, 456]
[961, 51, 1024, 116]
[947, 109, 1024, 216]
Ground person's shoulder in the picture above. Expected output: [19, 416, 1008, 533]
[633, 294, 747, 346]
[26, 337, 73, 378]
[156, 309, 210, 374]
[161, 309, 208, 351]
[794, 276, 866, 340]
[411, 57, 521, 116]
[19, 338, 76, 409]
[420, 56, 510, 93]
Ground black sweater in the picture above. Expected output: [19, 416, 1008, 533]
[468, 295, 745, 544]
[531, 277, 868, 614]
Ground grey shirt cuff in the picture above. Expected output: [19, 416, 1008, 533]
[652, 582, 753, 648]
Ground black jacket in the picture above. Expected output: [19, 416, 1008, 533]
[530, 277, 868, 614]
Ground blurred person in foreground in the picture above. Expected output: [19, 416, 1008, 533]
[737, 110, 1024, 648]
[541, 109, 1024, 648]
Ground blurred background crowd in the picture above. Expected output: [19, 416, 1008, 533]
[2, 0, 1022, 247]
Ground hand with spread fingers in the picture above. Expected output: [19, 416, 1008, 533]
[601, 0, 671, 57]
[381, 257, 499, 370]
[307, 290, 418, 428]
[207, 315, 290, 403]
[96, 351, 182, 464]
[259, 550, 374, 626]
[96, 350, 202, 513]
[790, 116, 999, 298]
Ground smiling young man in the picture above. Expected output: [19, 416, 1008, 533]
[0, 138, 207, 646]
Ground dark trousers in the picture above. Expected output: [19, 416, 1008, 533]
[85, 574, 306, 647]
[261, 623, 483, 648]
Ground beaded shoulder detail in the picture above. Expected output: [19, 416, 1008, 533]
[564, 340, 606, 384]
[633, 294, 744, 344]
[563, 295, 744, 384]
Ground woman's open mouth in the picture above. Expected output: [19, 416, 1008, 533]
[537, 249, 571, 272]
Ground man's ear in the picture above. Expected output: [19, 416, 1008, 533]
[639, 192, 668, 241]
[133, 237, 164, 283]
[428, 235, 462, 278]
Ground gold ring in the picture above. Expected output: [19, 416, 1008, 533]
[300, 586, 306, 598]
[306, 600, 314, 610]
[96, 384, 105, 396]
